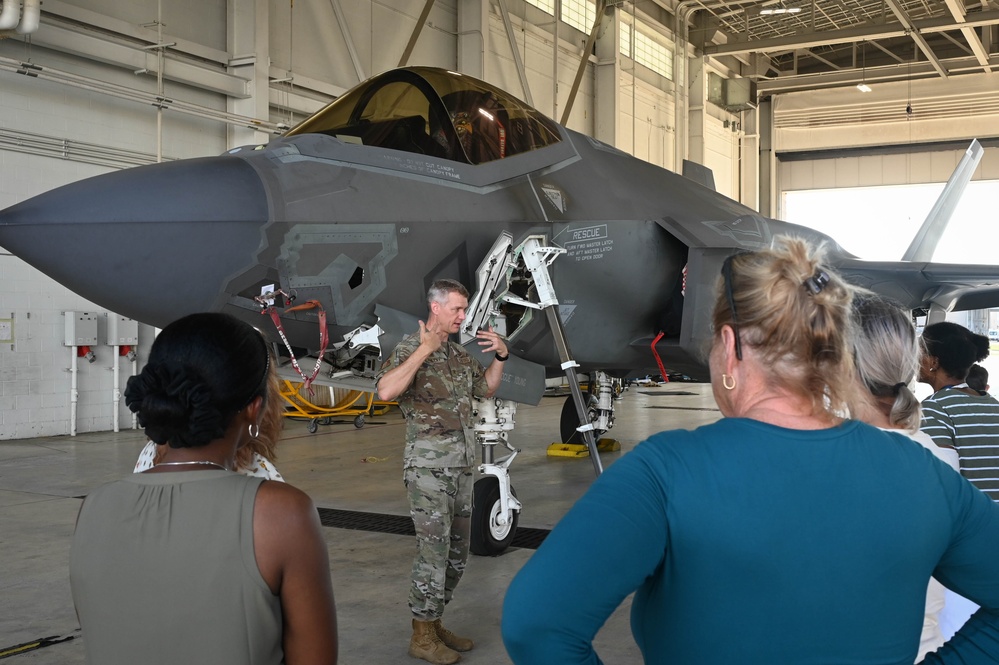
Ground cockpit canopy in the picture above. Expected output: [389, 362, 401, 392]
[285, 67, 562, 165]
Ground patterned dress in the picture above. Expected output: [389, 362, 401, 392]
[133, 441, 284, 481]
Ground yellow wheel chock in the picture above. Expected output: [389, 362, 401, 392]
[546, 438, 621, 458]
[546, 443, 590, 457]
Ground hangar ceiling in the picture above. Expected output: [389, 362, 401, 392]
[671, 0, 999, 94]
[2, 0, 997, 127]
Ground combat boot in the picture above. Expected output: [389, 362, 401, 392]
[433, 619, 474, 652]
[409, 619, 461, 664]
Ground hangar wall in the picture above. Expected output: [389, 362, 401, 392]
[773, 76, 999, 154]
[618, 76, 675, 170]
[0, 0, 234, 438]
[0, 72, 227, 440]
[773, 73, 999, 224]
[778, 147, 999, 195]
[483, 7, 596, 140]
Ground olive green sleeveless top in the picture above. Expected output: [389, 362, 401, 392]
[70, 470, 283, 664]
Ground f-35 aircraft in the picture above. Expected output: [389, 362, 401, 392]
[1, 67, 996, 551]
[0, 67, 997, 396]
[1, 67, 993, 390]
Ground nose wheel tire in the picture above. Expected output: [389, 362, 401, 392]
[470, 477, 519, 556]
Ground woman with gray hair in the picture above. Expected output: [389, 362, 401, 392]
[851, 293, 927, 432]
[502, 236, 999, 664]
[851, 293, 965, 661]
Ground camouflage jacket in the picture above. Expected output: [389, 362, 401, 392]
[378, 332, 489, 468]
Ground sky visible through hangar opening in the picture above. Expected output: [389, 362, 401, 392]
[783, 180, 999, 264]
[785, 179, 999, 399]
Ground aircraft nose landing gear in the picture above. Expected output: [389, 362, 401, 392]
[463, 232, 604, 554]
[470, 397, 521, 556]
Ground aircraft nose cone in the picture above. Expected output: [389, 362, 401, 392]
[0, 156, 268, 326]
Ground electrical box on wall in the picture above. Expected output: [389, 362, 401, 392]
[707, 72, 725, 108]
[0, 316, 12, 344]
[725, 78, 757, 111]
[707, 72, 758, 112]
[64, 311, 98, 346]
[106, 315, 139, 345]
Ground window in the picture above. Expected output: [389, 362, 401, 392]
[524, 0, 555, 14]
[634, 29, 672, 80]
[526, 0, 598, 37]
[562, 0, 596, 33]
[619, 21, 673, 80]
[620, 20, 631, 58]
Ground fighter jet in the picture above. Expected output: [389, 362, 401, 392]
[0, 66, 995, 422]
[4, 66, 999, 555]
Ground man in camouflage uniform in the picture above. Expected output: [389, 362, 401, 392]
[376, 278, 510, 665]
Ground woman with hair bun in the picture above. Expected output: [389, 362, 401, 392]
[70, 312, 338, 665]
[920, 321, 999, 502]
[132, 355, 286, 480]
[502, 236, 999, 664]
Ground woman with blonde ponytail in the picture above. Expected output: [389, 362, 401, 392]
[503, 236, 999, 664]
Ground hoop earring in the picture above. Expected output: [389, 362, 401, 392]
[722, 374, 736, 391]
[248, 423, 260, 439]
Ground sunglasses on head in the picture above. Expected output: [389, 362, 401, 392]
[720, 253, 744, 362]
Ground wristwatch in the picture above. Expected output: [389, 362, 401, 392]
[495, 351, 509, 362]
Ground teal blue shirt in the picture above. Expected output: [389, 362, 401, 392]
[502, 418, 999, 664]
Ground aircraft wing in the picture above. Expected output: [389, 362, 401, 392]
[836, 259, 999, 314]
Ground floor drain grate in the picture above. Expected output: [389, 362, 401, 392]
[316, 507, 550, 550]
[318, 507, 414, 536]
[509, 526, 549, 550]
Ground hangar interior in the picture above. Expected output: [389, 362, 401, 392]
[1, 0, 997, 440]
[1, 0, 998, 662]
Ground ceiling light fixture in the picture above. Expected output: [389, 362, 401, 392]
[760, 6, 801, 14]
[857, 41, 872, 93]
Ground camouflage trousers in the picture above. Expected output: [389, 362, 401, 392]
[404, 466, 473, 621]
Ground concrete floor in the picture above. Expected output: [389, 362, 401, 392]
[0, 382, 721, 664]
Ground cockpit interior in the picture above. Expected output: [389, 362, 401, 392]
[286, 67, 562, 165]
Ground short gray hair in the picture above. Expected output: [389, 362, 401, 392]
[427, 279, 469, 308]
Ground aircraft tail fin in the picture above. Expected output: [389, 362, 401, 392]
[682, 160, 716, 192]
[901, 139, 984, 262]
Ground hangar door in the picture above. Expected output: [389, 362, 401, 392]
[783, 180, 999, 264]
